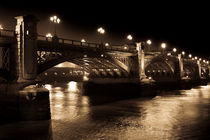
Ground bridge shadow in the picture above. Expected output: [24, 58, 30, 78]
[0, 120, 53, 140]
[83, 82, 156, 106]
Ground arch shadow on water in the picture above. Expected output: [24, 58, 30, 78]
[83, 82, 156, 106]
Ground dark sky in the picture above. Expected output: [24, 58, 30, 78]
[0, 1, 209, 59]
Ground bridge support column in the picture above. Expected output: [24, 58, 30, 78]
[15, 15, 39, 82]
[136, 42, 147, 81]
[197, 60, 202, 79]
[178, 54, 184, 79]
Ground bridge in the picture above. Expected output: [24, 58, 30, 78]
[0, 14, 210, 87]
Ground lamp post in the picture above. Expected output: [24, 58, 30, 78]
[50, 16, 60, 36]
[161, 43, 166, 54]
[97, 27, 105, 43]
[97, 27, 105, 49]
[188, 54, 192, 59]
[146, 39, 152, 51]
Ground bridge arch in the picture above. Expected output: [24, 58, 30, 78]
[37, 52, 129, 78]
[145, 55, 178, 80]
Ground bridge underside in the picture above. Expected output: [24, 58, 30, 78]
[37, 51, 130, 79]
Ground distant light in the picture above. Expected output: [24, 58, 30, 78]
[50, 15, 60, 24]
[148, 77, 152, 80]
[182, 51, 185, 55]
[203, 60, 206, 63]
[50, 17, 54, 22]
[207, 61, 209, 64]
[101, 54, 104, 57]
[124, 46, 128, 49]
[45, 84, 52, 90]
[83, 75, 89, 81]
[188, 54, 192, 58]
[105, 43, 109, 46]
[195, 56, 198, 60]
[161, 43, 166, 49]
[46, 33, 52, 38]
[146, 40, 152, 45]
[173, 48, 177, 52]
[199, 58, 202, 61]
[0, 25, 3, 30]
[81, 39, 86, 43]
[97, 27, 105, 34]
[167, 53, 171, 56]
[127, 34, 133, 41]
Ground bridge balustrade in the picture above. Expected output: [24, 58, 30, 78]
[0, 29, 16, 37]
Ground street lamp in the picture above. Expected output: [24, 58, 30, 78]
[146, 39, 152, 45]
[105, 43, 109, 47]
[195, 56, 198, 60]
[161, 43, 166, 53]
[188, 54, 192, 58]
[46, 33, 52, 38]
[173, 48, 177, 53]
[81, 39, 86, 43]
[97, 27, 105, 34]
[127, 34, 133, 41]
[182, 51, 185, 56]
[0, 25, 3, 30]
[50, 15, 61, 36]
[97, 27, 105, 46]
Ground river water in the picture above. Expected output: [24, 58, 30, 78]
[1, 82, 210, 140]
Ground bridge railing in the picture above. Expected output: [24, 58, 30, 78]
[37, 35, 136, 52]
[0, 29, 16, 37]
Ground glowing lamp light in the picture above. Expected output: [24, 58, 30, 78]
[127, 34, 133, 41]
[195, 56, 198, 60]
[0, 25, 3, 30]
[188, 54, 192, 58]
[161, 43, 166, 49]
[50, 15, 61, 24]
[173, 48, 177, 52]
[81, 39, 86, 43]
[83, 75, 89, 81]
[105, 43, 109, 46]
[146, 40, 152, 45]
[97, 27, 105, 34]
[46, 33, 52, 38]
[203, 60, 206, 63]
[199, 58, 202, 61]
[182, 51, 185, 55]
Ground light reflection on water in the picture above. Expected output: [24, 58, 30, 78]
[46, 82, 210, 139]
[1, 82, 210, 140]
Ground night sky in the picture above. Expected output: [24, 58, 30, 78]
[0, 1, 209, 59]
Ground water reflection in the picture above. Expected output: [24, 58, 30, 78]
[46, 82, 210, 139]
[1, 82, 210, 139]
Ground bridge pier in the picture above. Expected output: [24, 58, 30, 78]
[15, 15, 38, 83]
[136, 42, 155, 84]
